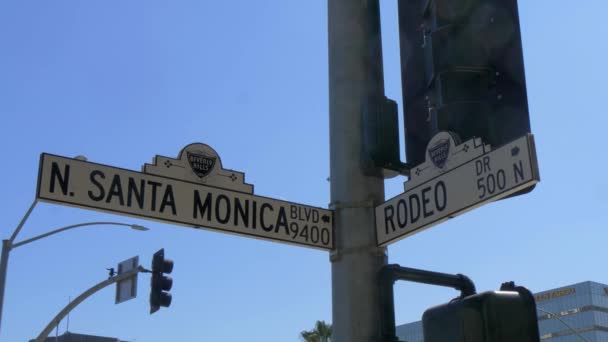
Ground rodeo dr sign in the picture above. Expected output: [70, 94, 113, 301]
[36, 143, 333, 250]
[375, 132, 540, 247]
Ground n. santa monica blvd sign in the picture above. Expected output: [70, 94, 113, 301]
[36, 143, 333, 250]
[375, 133, 539, 247]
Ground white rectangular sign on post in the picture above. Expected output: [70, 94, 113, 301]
[375, 134, 539, 247]
[115, 256, 139, 304]
[36, 147, 333, 251]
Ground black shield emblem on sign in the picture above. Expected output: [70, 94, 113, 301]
[187, 152, 216, 178]
[428, 139, 450, 169]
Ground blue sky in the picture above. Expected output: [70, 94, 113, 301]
[1, 1, 607, 341]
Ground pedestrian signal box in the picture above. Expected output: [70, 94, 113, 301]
[422, 287, 540, 342]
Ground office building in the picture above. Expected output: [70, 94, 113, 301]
[29, 331, 126, 342]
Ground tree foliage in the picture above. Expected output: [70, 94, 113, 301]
[300, 320, 332, 342]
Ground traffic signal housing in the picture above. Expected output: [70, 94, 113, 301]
[422, 284, 540, 342]
[150, 248, 173, 314]
[399, 0, 530, 166]
[363, 97, 405, 174]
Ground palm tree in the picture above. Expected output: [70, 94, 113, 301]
[301, 330, 319, 342]
[300, 320, 332, 342]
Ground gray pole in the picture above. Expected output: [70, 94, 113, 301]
[328, 0, 387, 341]
[34, 267, 141, 342]
[0, 240, 10, 335]
[0, 199, 37, 335]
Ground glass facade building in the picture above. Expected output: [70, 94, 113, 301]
[536, 281, 608, 341]
[396, 281, 608, 342]
[396, 320, 424, 342]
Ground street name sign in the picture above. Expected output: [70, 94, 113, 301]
[376, 133, 539, 247]
[115, 256, 139, 304]
[36, 143, 333, 250]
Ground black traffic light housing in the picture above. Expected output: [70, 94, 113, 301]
[399, 0, 530, 167]
[363, 97, 407, 175]
[361, 0, 410, 176]
[423, 282, 540, 342]
[150, 248, 174, 314]
[379, 265, 539, 342]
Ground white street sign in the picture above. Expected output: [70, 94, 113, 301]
[36, 143, 333, 250]
[376, 133, 539, 247]
[115, 256, 139, 304]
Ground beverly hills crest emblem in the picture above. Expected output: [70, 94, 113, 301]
[143, 143, 253, 193]
[406, 132, 490, 191]
[186, 151, 216, 178]
[426, 132, 465, 171]
[428, 139, 450, 169]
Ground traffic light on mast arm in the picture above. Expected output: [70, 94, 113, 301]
[150, 248, 173, 314]
[399, 0, 531, 167]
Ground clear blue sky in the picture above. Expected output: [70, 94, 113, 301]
[1, 1, 607, 341]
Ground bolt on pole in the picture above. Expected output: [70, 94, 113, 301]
[328, 0, 388, 341]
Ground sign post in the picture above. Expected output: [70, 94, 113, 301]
[328, 0, 389, 340]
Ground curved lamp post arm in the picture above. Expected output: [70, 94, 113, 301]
[0, 218, 147, 335]
[9, 200, 38, 243]
[34, 267, 143, 342]
[12, 222, 147, 249]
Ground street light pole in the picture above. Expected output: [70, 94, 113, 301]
[0, 240, 10, 336]
[328, 0, 387, 341]
[0, 203, 149, 335]
[0, 199, 37, 335]
[10, 222, 148, 249]
[34, 267, 143, 342]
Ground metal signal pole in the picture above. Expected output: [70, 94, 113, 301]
[328, 0, 387, 341]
